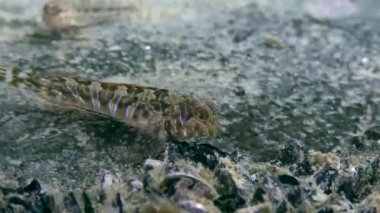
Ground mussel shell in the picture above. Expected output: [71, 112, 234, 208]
[161, 172, 218, 200]
[178, 200, 209, 213]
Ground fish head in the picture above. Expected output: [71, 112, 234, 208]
[166, 98, 219, 141]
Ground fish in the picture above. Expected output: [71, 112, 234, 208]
[42, 0, 137, 31]
[0, 66, 219, 141]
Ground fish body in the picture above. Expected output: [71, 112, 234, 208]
[0, 67, 219, 141]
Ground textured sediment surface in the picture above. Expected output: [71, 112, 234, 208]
[0, 0, 379, 212]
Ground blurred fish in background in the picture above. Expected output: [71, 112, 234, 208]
[303, 0, 358, 20]
[0, 0, 252, 39]
[42, 0, 137, 31]
[303, 0, 380, 26]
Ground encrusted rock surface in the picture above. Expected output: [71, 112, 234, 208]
[0, 0, 380, 212]
[0, 142, 379, 212]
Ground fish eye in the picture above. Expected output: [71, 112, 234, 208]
[197, 108, 210, 120]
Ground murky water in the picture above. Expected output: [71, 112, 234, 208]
[0, 0, 380, 191]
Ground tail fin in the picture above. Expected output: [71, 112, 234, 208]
[0, 66, 6, 82]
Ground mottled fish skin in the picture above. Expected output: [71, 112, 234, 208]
[0, 67, 219, 141]
[42, 0, 137, 31]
